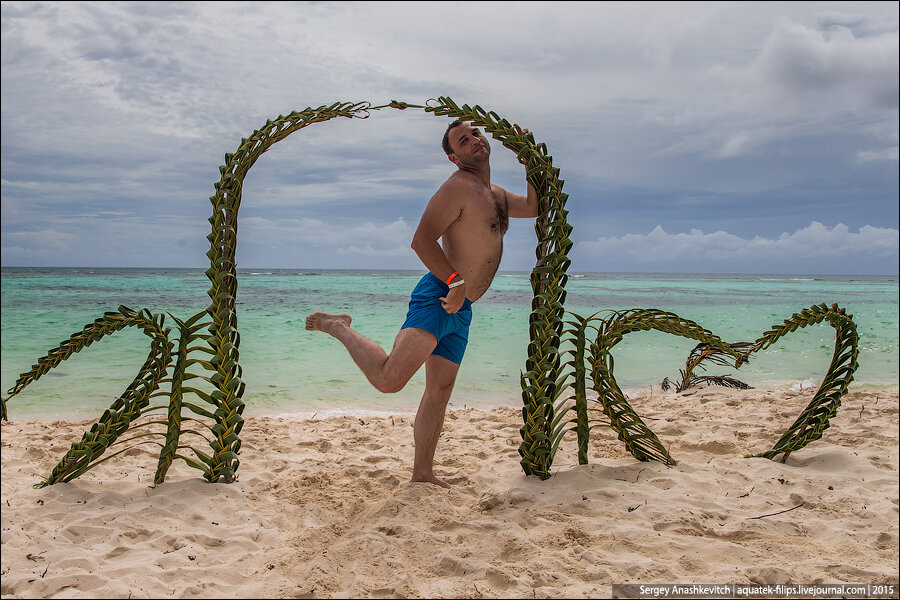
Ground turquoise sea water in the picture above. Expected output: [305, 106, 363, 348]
[2, 268, 897, 420]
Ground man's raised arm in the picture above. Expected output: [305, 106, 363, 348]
[506, 125, 540, 219]
[505, 181, 539, 219]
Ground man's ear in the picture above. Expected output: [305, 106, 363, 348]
[447, 153, 460, 167]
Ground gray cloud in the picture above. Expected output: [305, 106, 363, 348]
[576, 222, 899, 275]
[2, 1, 897, 274]
[754, 15, 898, 109]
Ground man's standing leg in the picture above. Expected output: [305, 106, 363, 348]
[411, 354, 460, 488]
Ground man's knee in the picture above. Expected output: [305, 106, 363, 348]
[431, 379, 455, 399]
[423, 378, 456, 407]
[373, 372, 411, 394]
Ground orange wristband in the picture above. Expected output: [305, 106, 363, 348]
[446, 271, 459, 285]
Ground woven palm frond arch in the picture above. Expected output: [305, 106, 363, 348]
[1, 98, 573, 485]
[1, 98, 858, 486]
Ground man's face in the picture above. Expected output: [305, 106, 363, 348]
[448, 122, 490, 165]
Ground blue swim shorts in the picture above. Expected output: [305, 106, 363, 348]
[401, 272, 473, 365]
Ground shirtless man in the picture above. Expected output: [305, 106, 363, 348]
[306, 120, 538, 487]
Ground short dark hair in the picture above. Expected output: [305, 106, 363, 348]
[441, 119, 463, 155]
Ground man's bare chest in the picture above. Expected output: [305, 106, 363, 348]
[455, 189, 509, 235]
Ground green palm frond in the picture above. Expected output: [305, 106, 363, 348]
[661, 342, 754, 393]
[154, 311, 213, 485]
[747, 303, 858, 461]
[22, 307, 175, 486]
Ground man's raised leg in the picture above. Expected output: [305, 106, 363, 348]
[306, 312, 436, 394]
[411, 354, 460, 488]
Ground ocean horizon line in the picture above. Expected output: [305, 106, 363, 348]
[2, 265, 897, 280]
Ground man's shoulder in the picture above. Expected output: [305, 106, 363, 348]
[443, 170, 471, 187]
[490, 182, 511, 197]
[433, 172, 471, 198]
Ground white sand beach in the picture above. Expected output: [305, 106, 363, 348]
[1, 386, 897, 598]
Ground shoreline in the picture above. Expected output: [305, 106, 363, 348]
[2, 386, 897, 598]
[3, 380, 896, 423]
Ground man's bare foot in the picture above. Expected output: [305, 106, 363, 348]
[411, 473, 451, 489]
[305, 312, 352, 336]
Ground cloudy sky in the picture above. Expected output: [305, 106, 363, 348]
[2, 1, 898, 274]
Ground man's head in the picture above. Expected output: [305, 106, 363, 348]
[442, 120, 490, 168]
[441, 120, 463, 156]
